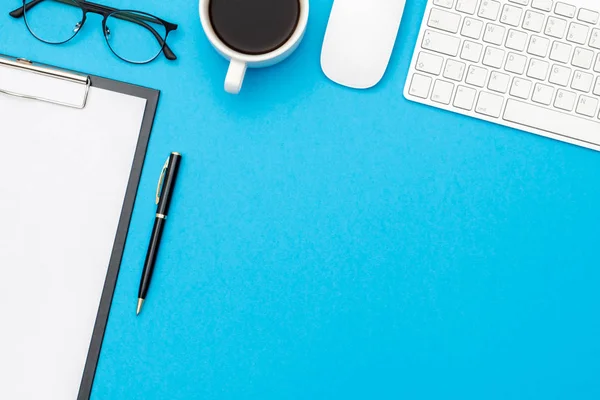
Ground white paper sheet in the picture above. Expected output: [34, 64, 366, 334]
[0, 66, 147, 400]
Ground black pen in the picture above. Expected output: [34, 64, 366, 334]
[137, 152, 182, 315]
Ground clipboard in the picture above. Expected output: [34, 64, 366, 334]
[0, 54, 159, 400]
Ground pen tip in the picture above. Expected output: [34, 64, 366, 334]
[136, 298, 144, 315]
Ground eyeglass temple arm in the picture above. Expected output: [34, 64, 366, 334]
[9, 0, 178, 61]
[9, 0, 44, 17]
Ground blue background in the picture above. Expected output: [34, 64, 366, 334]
[3, 0, 600, 398]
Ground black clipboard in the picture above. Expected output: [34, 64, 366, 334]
[0, 55, 159, 399]
[77, 76, 158, 400]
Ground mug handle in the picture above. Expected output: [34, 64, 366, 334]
[225, 59, 247, 94]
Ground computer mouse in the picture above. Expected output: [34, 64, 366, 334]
[320, 0, 407, 89]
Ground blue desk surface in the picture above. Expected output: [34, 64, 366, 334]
[4, 0, 600, 398]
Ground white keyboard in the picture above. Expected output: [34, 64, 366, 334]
[404, 0, 600, 151]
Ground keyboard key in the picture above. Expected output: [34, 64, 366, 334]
[523, 10, 545, 32]
[545, 16, 567, 39]
[567, 23, 589, 45]
[433, 0, 455, 8]
[576, 95, 598, 117]
[555, 2, 576, 18]
[478, 1, 501, 20]
[453, 85, 477, 110]
[571, 47, 594, 69]
[431, 80, 455, 104]
[461, 17, 484, 39]
[549, 41, 572, 63]
[571, 70, 593, 92]
[443, 59, 467, 81]
[554, 89, 576, 110]
[527, 58, 549, 80]
[589, 29, 600, 50]
[503, 99, 600, 144]
[488, 71, 510, 93]
[416, 52, 444, 75]
[505, 52, 528, 74]
[594, 77, 600, 96]
[505, 29, 528, 51]
[500, 4, 523, 27]
[531, 0, 553, 12]
[466, 65, 489, 87]
[510, 77, 533, 98]
[422, 30, 461, 56]
[483, 46, 505, 68]
[578, 9, 599, 25]
[532, 83, 554, 105]
[456, 0, 478, 14]
[408, 73, 433, 98]
[483, 23, 506, 45]
[509, 0, 529, 5]
[596, 54, 600, 72]
[476, 91, 504, 117]
[527, 35, 550, 57]
[549, 64, 572, 86]
[428, 8, 462, 33]
[460, 40, 483, 62]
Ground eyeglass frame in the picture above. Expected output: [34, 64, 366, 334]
[9, 0, 178, 64]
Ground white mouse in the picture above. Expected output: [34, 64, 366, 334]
[320, 0, 407, 89]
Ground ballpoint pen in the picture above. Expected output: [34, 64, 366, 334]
[137, 152, 182, 315]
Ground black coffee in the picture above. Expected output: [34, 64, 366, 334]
[209, 0, 300, 55]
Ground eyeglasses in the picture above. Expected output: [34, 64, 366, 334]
[9, 0, 178, 64]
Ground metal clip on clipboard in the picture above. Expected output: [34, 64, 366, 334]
[0, 55, 91, 109]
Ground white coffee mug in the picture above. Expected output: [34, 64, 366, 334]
[199, 0, 309, 94]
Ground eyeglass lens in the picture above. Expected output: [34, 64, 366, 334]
[105, 11, 167, 64]
[24, 0, 83, 44]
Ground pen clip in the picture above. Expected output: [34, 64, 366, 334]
[155, 157, 170, 204]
